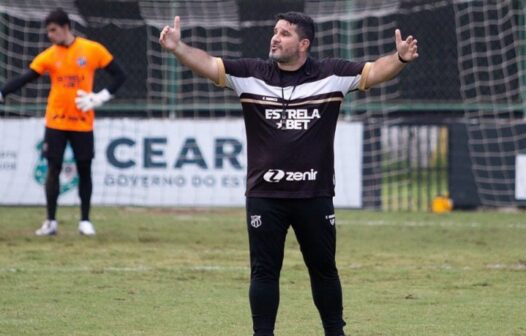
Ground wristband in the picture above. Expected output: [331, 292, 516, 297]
[398, 53, 409, 64]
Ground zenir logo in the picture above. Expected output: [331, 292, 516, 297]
[263, 169, 285, 183]
[263, 169, 318, 183]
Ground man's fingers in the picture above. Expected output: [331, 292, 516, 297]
[410, 40, 418, 52]
[395, 29, 402, 45]
[160, 27, 169, 43]
[173, 16, 180, 32]
[159, 26, 167, 41]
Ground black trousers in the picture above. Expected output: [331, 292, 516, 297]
[42, 128, 94, 221]
[246, 197, 346, 336]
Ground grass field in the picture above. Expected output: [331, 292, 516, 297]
[0, 206, 525, 336]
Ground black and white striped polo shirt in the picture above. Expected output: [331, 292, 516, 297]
[217, 56, 370, 198]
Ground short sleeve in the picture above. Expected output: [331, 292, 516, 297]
[222, 58, 255, 77]
[215, 57, 226, 87]
[92, 42, 114, 69]
[332, 59, 365, 76]
[29, 50, 51, 75]
[219, 58, 268, 94]
[330, 59, 372, 92]
[358, 62, 372, 91]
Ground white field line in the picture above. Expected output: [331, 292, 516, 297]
[0, 265, 249, 274]
[343, 263, 526, 271]
[1, 263, 524, 273]
[174, 217, 526, 229]
[336, 220, 526, 229]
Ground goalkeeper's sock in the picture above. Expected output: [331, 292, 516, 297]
[45, 158, 62, 220]
[76, 159, 92, 221]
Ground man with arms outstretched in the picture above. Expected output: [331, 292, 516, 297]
[160, 12, 418, 336]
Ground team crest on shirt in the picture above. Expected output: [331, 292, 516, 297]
[325, 214, 336, 226]
[250, 215, 262, 228]
[77, 57, 87, 67]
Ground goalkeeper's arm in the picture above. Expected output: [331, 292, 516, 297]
[159, 16, 220, 85]
[75, 60, 126, 112]
[103, 60, 126, 94]
[0, 69, 41, 103]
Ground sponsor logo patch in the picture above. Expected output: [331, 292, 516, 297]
[250, 215, 262, 228]
[77, 57, 87, 67]
[325, 214, 336, 226]
[263, 169, 318, 183]
[265, 108, 321, 130]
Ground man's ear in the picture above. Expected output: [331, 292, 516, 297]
[300, 38, 311, 52]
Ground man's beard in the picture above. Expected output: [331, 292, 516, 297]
[268, 53, 279, 62]
[269, 51, 292, 63]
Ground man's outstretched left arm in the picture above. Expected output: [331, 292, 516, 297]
[364, 29, 419, 89]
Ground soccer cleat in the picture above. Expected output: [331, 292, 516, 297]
[79, 220, 96, 236]
[35, 220, 58, 236]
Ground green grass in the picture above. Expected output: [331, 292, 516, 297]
[0, 207, 525, 336]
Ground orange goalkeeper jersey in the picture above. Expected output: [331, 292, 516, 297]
[30, 37, 113, 132]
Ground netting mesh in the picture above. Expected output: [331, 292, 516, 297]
[455, 0, 526, 206]
[1, 0, 525, 208]
[1, 0, 524, 115]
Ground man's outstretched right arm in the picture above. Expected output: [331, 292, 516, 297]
[159, 16, 221, 85]
[0, 70, 41, 103]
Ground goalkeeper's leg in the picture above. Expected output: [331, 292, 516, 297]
[69, 131, 96, 235]
[45, 157, 62, 221]
[69, 131, 94, 222]
[42, 127, 68, 221]
[76, 159, 92, 221]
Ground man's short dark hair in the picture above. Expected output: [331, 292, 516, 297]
[275, 12, 315, 47]
[45, 8, 71, 28]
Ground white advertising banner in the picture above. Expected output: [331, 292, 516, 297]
[516, 154, 526, 200]
[0, 119, 362, 207]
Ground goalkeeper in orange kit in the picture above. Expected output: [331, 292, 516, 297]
[0, 8, 126, 236]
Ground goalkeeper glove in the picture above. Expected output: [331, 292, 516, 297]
[75, 89, 112, 112]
